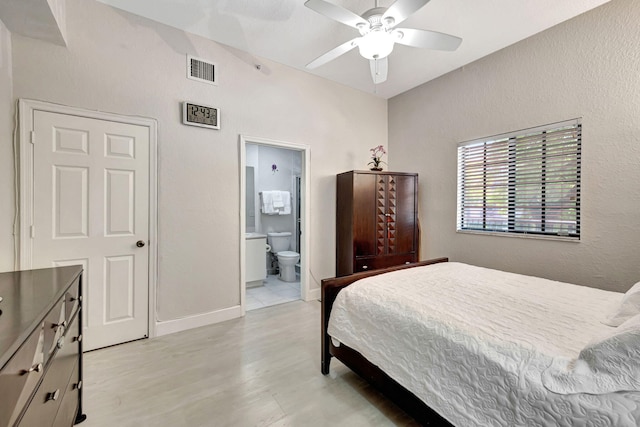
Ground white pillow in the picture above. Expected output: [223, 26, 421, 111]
[602, 281, 640, 327]
[542, 313, 640, 394]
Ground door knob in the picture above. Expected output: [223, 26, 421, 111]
[136, 240, 146, 248]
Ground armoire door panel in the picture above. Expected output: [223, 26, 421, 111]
[393, 174, 418, 255]
[352, 173, 377, 257]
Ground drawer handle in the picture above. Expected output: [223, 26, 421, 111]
[405, 262, 410, 264]
[47, 389, 60, 402]
[22, 363, 43, 375]
[362, 265, 368, 270]
[70, 295, 82, 302]
[75, 334, 83, 343]
[75, 380, 83, 390]
[52, 320, 67, 329]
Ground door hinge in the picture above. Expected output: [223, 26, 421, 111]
[30, 131, 36, 144]
[30, 225, 35, 238]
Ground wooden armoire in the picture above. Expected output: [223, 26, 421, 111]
[336, 170, 419, 276]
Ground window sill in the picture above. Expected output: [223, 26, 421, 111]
[456, 229, 580, 242]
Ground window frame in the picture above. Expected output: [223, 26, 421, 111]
[456, 119, 582, 241]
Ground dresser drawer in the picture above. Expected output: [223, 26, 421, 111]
[18, 322, 80, 427]
[0, 325, 45, 427]
[52, 362, 80, 427]
[43, 300, 66, 363]
[63, 279, 80, 322]
[355, 253, 417, 272]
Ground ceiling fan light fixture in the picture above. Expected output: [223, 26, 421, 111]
[357, 30, 394, 60]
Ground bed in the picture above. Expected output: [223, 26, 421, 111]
[321, 258, 640, 426]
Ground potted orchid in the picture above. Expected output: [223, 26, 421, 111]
[368, 145, 387, 171]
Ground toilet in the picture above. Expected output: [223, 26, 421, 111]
[267, 232, 300, 282]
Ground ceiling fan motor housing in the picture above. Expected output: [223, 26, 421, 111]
[357, 7, 396, 59]
[359, 7, 393, 34]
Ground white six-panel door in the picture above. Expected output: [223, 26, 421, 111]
[30, 110, 150, 351]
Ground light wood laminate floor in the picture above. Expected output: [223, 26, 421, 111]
[82, 300, 419, 427]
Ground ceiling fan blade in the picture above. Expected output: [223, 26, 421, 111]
[304, 0, 368, 29]
[306, 38, 360, 69]
[369, 57, 388, 84]
[382, 0, 430, 27]
[394, 28, 462, 51]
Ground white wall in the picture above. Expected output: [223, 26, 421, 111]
[8, 0, 387, 322]
[389, 0, 640, 292]
[0, 20, 13, 272]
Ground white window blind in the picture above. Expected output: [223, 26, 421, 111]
[457, 119, 581, 239]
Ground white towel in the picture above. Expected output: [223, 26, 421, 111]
[261, 191, 275, 214]
[272, 191, 285, 208]
[279, 191, 291, 215]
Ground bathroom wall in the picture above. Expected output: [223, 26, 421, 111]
[248, 144, 301, 252]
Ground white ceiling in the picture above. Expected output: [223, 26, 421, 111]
[97, 0, 610, 99]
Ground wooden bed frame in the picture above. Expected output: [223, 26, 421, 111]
[321, 257, 453, 426]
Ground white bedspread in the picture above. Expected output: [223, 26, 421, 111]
[327, 262, 640, 426]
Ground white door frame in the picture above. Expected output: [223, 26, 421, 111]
[18, 99, 159, 340]
[239, 135, 311, 314]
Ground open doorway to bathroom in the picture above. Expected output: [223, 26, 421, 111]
[239, 136, 310, 313]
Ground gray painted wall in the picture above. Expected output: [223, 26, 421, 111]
[389, 0, 640, 292]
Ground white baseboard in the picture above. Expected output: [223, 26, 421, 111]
[246, 280, 263, 288]
[305, 287, 321, 302]
[155, 305, 242, 337]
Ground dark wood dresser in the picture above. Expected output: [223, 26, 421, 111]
[0, 266, 86, 427]
[336, 170, 419, 276]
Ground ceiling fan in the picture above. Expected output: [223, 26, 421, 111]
[304, 0, 462, 84]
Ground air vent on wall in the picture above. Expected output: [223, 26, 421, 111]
[187, 55, 217, 85]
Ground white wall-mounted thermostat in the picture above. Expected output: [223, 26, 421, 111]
[182, 102, 220, 130]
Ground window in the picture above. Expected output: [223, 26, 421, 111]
[457, 119, 581, 239]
